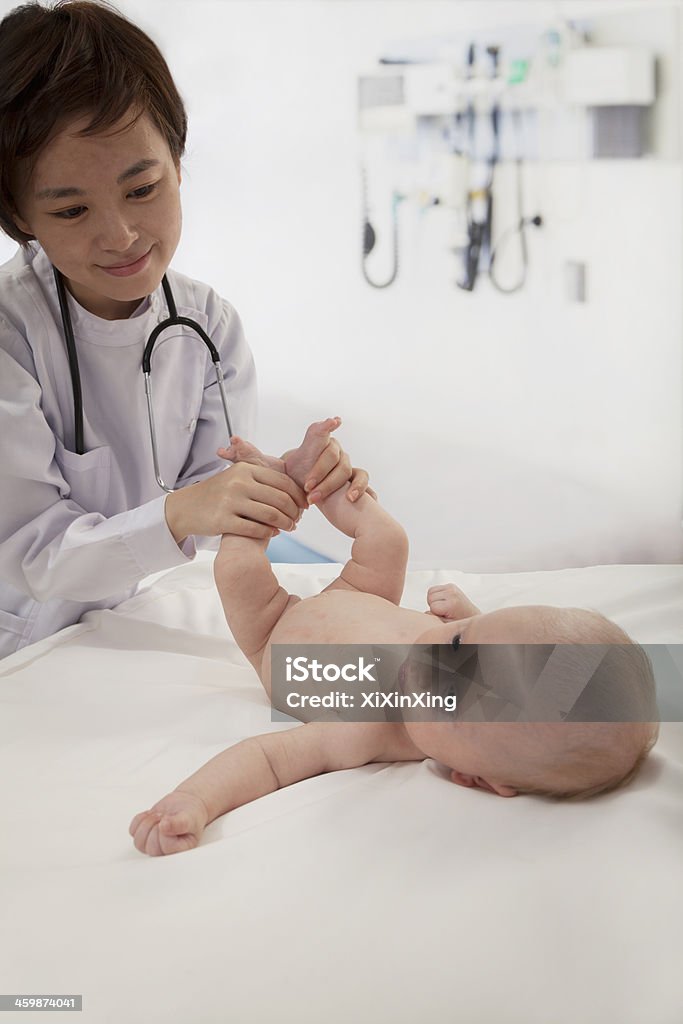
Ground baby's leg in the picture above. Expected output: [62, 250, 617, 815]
[285, 419, 409, 602]
[225, 418, 409, 604]
[223, 417, 342, 490]
[218, 438, 285, 473]
[316, 487, 408, 604]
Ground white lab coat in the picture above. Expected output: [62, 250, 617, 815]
[0, 242, 257, 657]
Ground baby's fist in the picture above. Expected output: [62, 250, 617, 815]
[129, 790, 209, 857]
[427, 583, 481, 622]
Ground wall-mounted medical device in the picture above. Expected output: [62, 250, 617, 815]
[358, 23, 657, 292]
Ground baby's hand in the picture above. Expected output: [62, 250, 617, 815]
[129, 789, 210, 857]
[427, 583, 481, 622]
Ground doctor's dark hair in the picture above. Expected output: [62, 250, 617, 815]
[0, 0, 187, 244]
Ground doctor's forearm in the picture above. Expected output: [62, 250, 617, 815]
[2, 497, 189, 604]
[164, 489, 189, 546]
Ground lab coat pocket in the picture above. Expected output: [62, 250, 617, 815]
[53, 437, 112, 515]
[0, 608, 26, 637]
[0, 608, 28, 658]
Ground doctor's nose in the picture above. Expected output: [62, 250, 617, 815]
[95, 211, 139, 253]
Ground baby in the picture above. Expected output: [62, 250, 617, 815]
[130, 418, 659, 856]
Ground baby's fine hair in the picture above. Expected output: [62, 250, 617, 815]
[505, 613, 660, 799]
[453, 609, 660, 800]
[0, 0, 187, 244]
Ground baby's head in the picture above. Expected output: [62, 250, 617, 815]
[406, 604, 659, 800]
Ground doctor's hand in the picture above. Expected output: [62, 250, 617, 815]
[164, 462, 307, 546]
[279, 438, 375, 505]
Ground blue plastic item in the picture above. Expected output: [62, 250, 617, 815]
[266, 534, 333, 564]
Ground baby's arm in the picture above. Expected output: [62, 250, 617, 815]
[129, 720, 421, 857]
[214, 532, 300, 678]
[427, 583, 481, 621]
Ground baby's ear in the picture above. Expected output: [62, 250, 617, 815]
[485, 780, 518, 798]
[450, 770, 518, 797]
[450, 770, 476, 788]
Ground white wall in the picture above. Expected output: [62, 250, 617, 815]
[1, 0, 681, 568]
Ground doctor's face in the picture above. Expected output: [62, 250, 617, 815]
[14, 110, 182, 320]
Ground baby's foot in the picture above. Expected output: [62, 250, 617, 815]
[217, 437, 285, 473]
[285, 417, 342, 491]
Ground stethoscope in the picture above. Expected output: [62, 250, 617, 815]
[52, 266, 233, 493]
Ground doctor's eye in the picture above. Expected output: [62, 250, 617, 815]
[54, 206, 86, 220]
[451, 634, 461, 650]
[129, 183, 158, 200]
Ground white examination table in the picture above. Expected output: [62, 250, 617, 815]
[1, 556, 681, 1024]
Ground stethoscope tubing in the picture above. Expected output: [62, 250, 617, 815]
[52, 265, 232, 493]
[53, 266, 85, 456]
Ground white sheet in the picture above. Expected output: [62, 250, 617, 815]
[1, 557, 682, 1024]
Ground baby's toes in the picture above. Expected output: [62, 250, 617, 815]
[303, 417, 341, 443]
[231, 436, 267, 463]
[217, 444, 237, 462]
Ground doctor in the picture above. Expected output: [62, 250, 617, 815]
[0, 1, 369, 658]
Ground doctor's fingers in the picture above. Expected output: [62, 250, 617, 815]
[236, 492, 302, 533]
[311, 457, 370, 504]
[304, 438, 343, 492]
[252, 466, 305, 509]
[245, 464, 308, 510]
[232, 475, 302, 520]
[347, 467, 372, 502]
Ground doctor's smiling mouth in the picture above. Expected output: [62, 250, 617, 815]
[98, 247, 153, 276]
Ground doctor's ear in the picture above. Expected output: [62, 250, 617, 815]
[12, 210, 33, 237]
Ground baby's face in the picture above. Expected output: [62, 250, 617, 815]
[404, 719, 529, 797]
[404, 603, 622, 797]
[402, 605, 560, 797]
